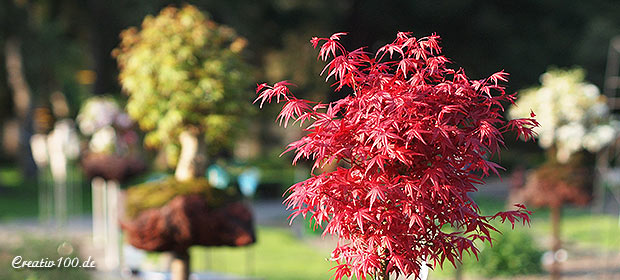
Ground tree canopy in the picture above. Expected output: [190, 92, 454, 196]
[115, 4, 253, 164]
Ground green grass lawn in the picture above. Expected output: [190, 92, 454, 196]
[0, 166, 38, 220]
[531, 209, 620, 250]
[0, 165, 91, 221]
[0, 190, 39, 219]
[473, 195, 620, 250]
[187, 227, 335, 280]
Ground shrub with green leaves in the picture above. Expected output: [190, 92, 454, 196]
[114, 4, 253, 165]
[467, 229, 543, 277]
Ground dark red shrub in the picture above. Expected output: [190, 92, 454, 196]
[256, 32, 538, 280]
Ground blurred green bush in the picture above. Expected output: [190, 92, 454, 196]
[467, 228, 543, 277]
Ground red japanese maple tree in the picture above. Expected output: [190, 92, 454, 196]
[256, 32, 538, 280]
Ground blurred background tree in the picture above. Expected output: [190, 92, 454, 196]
[114, 4, 253, 179]
[509, 68, 618, 280]
[114, 5, 254, 279]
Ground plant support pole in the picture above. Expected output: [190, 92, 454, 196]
[550, 205, 562, 280]
[105, 180, 120, 270]
[171, 251, 190, 280]
[92, 177, 105, 245]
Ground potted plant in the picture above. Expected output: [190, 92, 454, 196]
[509, 68, 618, 279]
[77, 96, 144, 182]
[114, 5, 254, 280]
[257, 31, 538, 280]
[76, 96, 145, 270]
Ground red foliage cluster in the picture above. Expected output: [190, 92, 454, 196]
[256, 32, 538, 280]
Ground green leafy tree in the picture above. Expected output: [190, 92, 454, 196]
[115, 4, 252, 179]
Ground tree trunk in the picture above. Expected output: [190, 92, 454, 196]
[171, 129, 205, 280]
[550, 205, 562, 280]
[376, 258, 389, 280]
[4, 37, 36, 176]
[171, 250, 190, 280]
[175, 130, 207, 182]
[4, 38, 31, 119]
[376, 269, 388, 280]
[86, 0, 122, 95]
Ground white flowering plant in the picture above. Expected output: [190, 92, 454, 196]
[77, 96, 137, 155]
[510, 68, 618, 163]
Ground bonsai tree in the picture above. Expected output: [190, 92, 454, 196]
[256, 32, 538, 280]
[114, 5, 254, 280]
[509, 68, 618, 279]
